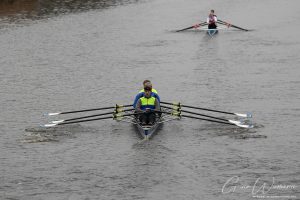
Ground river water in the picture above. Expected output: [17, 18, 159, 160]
[0, 0, 299, 199]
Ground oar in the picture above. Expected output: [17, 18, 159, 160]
[160, 105, 241, 124]
[42, 113, 138, 127]
[217, 20, 236, 29]
[42, 116, 114, 127]
[176, 22, 208, 32]
[49, 108, 135, 124]
[44, 104, 132, 116]
[180, 114, 253, 128]
[156, 110, 253, 128]
[217, 19, 249, 31]
[160, 101, 252, 118]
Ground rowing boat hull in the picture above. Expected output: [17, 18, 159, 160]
[136, 121, 161, 139]
[115, 107, 177, 140]
[207, 29, 218, 36]
[135, 116, 162, 139]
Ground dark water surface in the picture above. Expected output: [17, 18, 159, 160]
[1, 0, 299, 199]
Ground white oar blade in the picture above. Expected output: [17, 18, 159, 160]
[40, 123, 58, 128]
[51, 120, 64, 124]
[45, 112, 61, 116]
[234, 112, 252, 118]
[228, 120, 254, 129]
[228, 120, 241, 125]
[235, 123, 254, 129]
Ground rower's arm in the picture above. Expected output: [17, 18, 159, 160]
[135, 99, 143, 112]
[154, 99, 160, 111]
[133, 93, 143, 108]
[153, 93, 160, 102]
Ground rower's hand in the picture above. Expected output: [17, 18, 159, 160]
[145, 108, 151, 113]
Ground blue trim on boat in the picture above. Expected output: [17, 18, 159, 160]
[207, 29, 218, 36]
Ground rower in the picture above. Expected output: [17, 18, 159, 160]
[135, 86, 160, 125]
[207, 9, 217, 29]
[133, 80, 160, 108]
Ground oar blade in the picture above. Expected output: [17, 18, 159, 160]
[45, 112, 61, 116]
[229, 120, 254, 128]
[51, 120, 65, 124]
[235, 123, 254, 129]
[228, 120, 242, 125]
[40, 123, 58, 128]
[234, 112, 252, 118]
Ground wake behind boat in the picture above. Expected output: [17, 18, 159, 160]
[41, 102, 254, 140]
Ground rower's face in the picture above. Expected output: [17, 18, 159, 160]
[144, 90, 151, 98]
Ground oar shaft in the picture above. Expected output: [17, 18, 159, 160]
[56, 116, 114, 125]
[61, 108, 135, 122]
[156, 110, 251, 128]
[61, 106, 115, 114]
[217, 19, 248, 31]
[181, 114, 234, 126]
[182, 109, 227, 121]
[55, 113, 138, 126]
[160, 101, 235, 115]
[216, 21, 227, 26]
[48, 104, 132, 115]
[160, 105, 227, 121]
[176, 22, 207, 32]
[157, 110, 234, 125]
[184, 105, 234, 115]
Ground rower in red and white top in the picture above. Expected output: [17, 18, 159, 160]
[207, 9, 217, 29]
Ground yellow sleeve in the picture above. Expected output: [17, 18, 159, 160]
[151, 88, 158, 94]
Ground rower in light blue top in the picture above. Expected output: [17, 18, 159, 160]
[135, 86, 160, 125]
[133, 80, 160, 108]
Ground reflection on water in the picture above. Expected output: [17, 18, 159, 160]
[0, 0, 139, 22]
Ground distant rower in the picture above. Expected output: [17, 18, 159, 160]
[207, 9, 217, 29]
